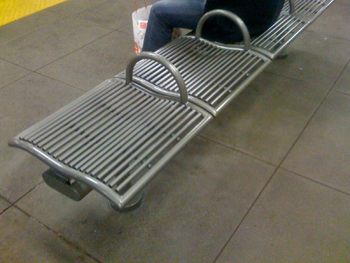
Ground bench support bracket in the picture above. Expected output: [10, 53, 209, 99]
[42, 169, 92, 201]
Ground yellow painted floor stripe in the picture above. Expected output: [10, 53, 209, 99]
[0, 0, 67, 27]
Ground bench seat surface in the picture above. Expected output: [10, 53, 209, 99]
[10, 78, 212, 206]
[134, 37, 271, 113]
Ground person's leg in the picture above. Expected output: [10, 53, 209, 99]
[143, 0, 205, 52]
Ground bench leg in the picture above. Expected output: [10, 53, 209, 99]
[108, 177, 144, 212]
[276, 49, 289, 60]
[43, 168, 143, 212]
[109, 193, 143, 213]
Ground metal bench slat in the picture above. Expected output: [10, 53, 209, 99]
[49, 96, 147, 158]
[85, 103, 187, 175]
[102, 108, 197, 185]
[75, 101, 179, 172]
[182, 49, 241, 94]
[21, 80, 122, 141]
[157, 46, 229, 90]
[147, 43, 212, 85]
[64, 99, 167, 167]
[27, 81, 127, 146]
[40, 87, 140, 152]
[114, 113, 202, 191]
[136, 39, 202, 79]
[57, 96, 160, 163]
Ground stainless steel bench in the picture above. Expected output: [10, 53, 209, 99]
[9, 0, 335, 212]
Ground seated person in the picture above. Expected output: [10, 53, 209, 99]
[143, 0, 285, 52]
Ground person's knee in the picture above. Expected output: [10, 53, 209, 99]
[150, 1, 169, 20]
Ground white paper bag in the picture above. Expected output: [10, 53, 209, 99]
[132, 5, 152, 54]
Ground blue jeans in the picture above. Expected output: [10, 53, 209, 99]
[143, 0, 205, 52]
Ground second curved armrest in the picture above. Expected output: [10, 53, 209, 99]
[125, 52, 188, 104]
[195, 9, 251, 51]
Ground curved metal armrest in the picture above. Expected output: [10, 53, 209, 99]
[125, 52, 188, 104]
[195, 9, 251, 51]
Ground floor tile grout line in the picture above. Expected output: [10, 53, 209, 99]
[0, 193, 12, 203]
[213, 44, 350, 262]
[0, 179, 101, 261]
[0, 72, 33, 92]
[198, 60, 346, 169]
[212, 130, 299, 262]
[32, 29, 116, 72]
[0, 181, 42, 216]
[265, 49, 349, 170]
[4, 175, 102, 263]
[198, 135, 277, 167]
[5, 181, 103, 262]
[327, 53, 350, 94]
[34, 71, 87, 92]
[263, 70, 328, 87]
[0, 57, 89, 92]
[0, 16, 67, 49]
[333, 89, 350, 97]
[213, 109, 324, 262]
[0, 206, 12, 216]
[331, 57, 350, 98]
[279, 167, 350, 197]
[12, 204, 103, 263]
[29, 9, 138, 73]
[42, 0, 135, 32]
[0, 57, 33, 71]
[0, 69, 84, 94]
[212, 166, 279, 263]
[0, 194, 13, 215]
[212, 120, 308, 262]
[0, 204, 14, 216]
[0, 57, 34, 91]
[3, 15, 120, 73]
[303, 2, 350, 43]
[12, 181, 45, 204]
[0, 0, 113, 49]
[213, 151, 350, 262]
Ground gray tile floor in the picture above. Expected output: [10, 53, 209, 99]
[0, 0, 349, 262]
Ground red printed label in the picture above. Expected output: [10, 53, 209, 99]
[140, 22, 147, 29]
